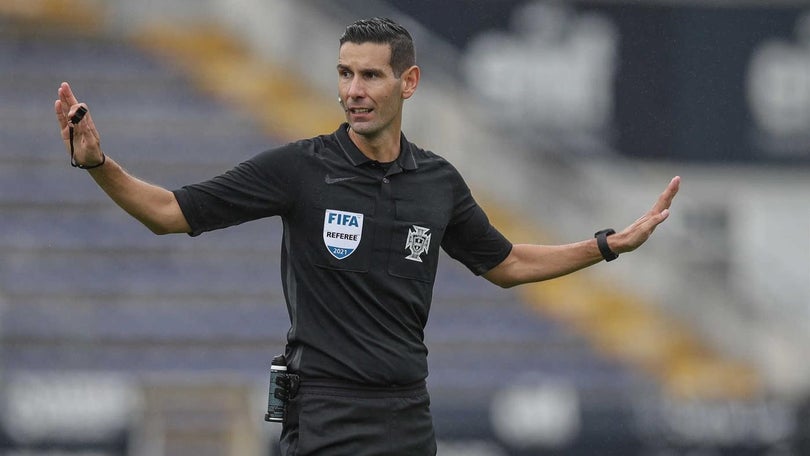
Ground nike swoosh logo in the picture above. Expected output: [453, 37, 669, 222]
[325, 175, 357, 184]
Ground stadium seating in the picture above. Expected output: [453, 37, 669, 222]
[0, 10, 660, 455]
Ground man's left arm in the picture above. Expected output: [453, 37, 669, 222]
[483, 176, 680, 288]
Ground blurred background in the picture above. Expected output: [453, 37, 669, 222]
[1, 0, 809, 454]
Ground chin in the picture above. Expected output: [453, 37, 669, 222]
[347, 121, 381, 137]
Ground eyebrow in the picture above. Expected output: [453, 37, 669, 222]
[337, 64, 386, 76]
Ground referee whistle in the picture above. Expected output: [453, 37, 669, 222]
[70, 106, 88, 125]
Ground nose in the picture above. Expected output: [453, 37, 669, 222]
[345, 75, 366, 100]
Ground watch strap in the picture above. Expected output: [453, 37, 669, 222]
[594, 228, 619, 262]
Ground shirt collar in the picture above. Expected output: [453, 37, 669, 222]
[335, 123, 418, 171]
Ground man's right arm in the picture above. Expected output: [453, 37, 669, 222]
[85, 159, 191, 235]
[55, 82, 190, 235]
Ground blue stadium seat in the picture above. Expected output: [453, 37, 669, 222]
[0, 30, 656, 408]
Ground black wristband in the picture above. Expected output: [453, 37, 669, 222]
[71, 150, 106, 169]
[594, 228, 619, 262]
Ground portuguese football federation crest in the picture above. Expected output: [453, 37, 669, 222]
[323, 209, 363, 260]
[405, 225, 431, 262]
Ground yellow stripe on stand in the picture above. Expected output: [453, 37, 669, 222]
[131, 22, 343, 142]
[131, 21, 761, 402]
[484, 203, 761, 400]
[0, 0, 106, 34]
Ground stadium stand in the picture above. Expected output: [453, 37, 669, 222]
[0, 1, 784, 455]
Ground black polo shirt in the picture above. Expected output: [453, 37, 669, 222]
[173, 123, 512, 385]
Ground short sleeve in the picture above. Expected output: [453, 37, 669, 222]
[440, 171, 512, 275]
[173, 144, 300, 236]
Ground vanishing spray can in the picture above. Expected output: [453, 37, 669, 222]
[264, 354, 287, 422]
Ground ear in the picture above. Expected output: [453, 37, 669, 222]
[400, 65, 420, 100]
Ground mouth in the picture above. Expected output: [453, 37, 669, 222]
[347, 107, 373, 115]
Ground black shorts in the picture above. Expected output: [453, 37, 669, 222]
[279, 379, 436, 456]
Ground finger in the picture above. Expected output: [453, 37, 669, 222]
[667, 176, 681, 196]
[82, 106, 99, 139]
[650, 208, 670, 228]
[57, 85, 86, 126]
[57, 86, 74, 125]
[651, 176, 680, 214]
[54, 99, 68, 131]
[54, 100, 72, 144]
[59, 81, 80, 107]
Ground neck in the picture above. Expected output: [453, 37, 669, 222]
[348, 126, 401, 163]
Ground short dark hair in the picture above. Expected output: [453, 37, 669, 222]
[340, 17, 416, 77]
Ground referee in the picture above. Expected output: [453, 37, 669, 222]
[55, 17, 679, 456]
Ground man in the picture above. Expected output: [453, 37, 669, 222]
[55, 17, 679, 456]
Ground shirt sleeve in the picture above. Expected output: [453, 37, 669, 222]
[440, 167, 513, 276]
[173, 144, 300, 236]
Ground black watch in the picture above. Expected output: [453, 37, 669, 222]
[594, 228, 619, 262]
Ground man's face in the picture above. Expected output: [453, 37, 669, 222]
[337, 42, 405, 139]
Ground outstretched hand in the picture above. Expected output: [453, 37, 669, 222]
[613, 176, 680, 254]
[54, 82, 104, 167]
